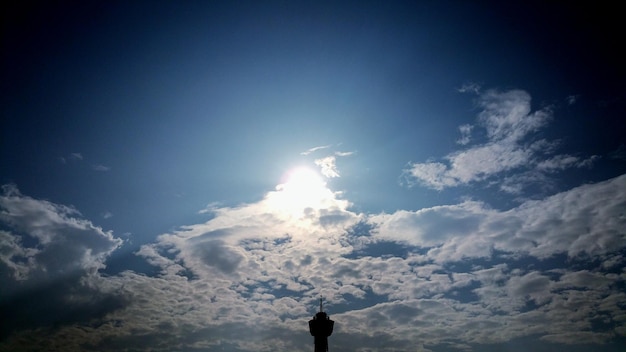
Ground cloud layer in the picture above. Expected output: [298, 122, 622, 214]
[1, 171, 625, 351]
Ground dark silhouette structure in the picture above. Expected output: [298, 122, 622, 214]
[308, 298, 334, 352]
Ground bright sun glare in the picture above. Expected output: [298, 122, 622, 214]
[270, 167, 329, 216]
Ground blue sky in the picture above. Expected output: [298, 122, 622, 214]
[1, 1, 625, 351]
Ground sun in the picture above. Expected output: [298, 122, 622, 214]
[268, 166, 330, 217]
[283, 167, 325, 193]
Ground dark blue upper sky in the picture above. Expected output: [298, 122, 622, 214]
[2, 1, 625, 351]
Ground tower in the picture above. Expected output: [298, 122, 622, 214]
[308, 298, 334, 352]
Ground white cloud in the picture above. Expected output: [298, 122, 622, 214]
[311, 150, 354, 178]
[378, 174, 626, 262]
[315, 156, 340, 178]
[334, 151, 354, 157]
[370, 201, 492, 247]
[132, 174, 622, 349]
[403, 89, 598, 193]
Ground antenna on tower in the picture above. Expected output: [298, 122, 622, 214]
[319, 296, 323, 313]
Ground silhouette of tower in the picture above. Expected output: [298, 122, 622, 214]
[309, 298, 334, 352]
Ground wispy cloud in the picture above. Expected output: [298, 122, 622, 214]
[456, 124, 473, 145]
[403, 89, 598, 193]
[59, 153, 110, 172]
[59, 152, 84, 164]
[609, 144, 626, 161]
[334, 151, 355, 157]
[457, 82, 481, 94]
[566, 94, 580, 105]
[92, 164, 111, 172]
[536, 154, 598, 172]
[300, 145, 331, 155]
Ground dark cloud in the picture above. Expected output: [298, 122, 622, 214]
[0, 274, 128, 339]
[0, 185, 125, 340]
[193, 240, 244, 274]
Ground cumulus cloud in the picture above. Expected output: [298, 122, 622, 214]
[315, 156, 341, 178]
[0, 184, 124, 338]
[403, 89, 598, 192]
[0, 185, 122, 282]
[377, 174, 626, 261]
[132, 175, 625, 349]
[1, 174, 625, 351]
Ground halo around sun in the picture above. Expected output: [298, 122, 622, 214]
[268, 166, 331, 217]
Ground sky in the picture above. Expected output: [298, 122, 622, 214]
[1, 1, 626, 351]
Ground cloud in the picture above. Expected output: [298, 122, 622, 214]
[315, 156, 340, 178]
[566, 94, 580, 105]
[403, 89, 598, 192]
[0, 185, 122, 282]
[0, 184, 124, 338]
[60, 152, 84, 164]
[457, 82, 481, 94]
[377, 174, 626, 261]
[536, 154, 598, 172]
[609, 144, 626, 161]
[125, 174, 626, 349]
[58, 153, 111, 172]
[300, 145, 331, 155]
[92, 164, 111, 172]
[456, 124, 473, 145]
[1, 174, 625, 351]
[312, 149, 354, 178]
